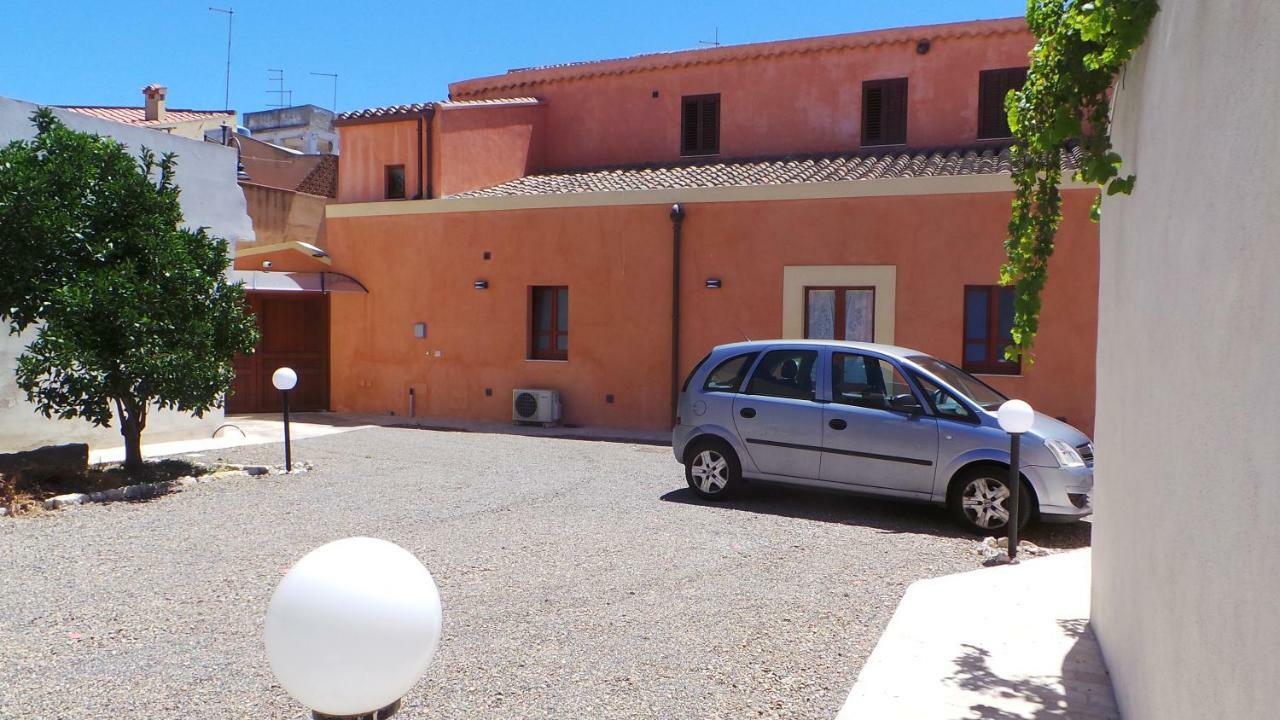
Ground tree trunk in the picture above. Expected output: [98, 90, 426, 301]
[122, 422, 143, 472]
[116, 398, 147, 473]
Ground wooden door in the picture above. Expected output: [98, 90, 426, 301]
[226, 293, 329, 413]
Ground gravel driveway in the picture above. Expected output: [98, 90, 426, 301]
[0, 426, 1089, 719]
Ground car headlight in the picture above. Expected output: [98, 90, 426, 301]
[1044, 438, 1085, 468]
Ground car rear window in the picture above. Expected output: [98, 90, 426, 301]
[702, 352, 759, 393]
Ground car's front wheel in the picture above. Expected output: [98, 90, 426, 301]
[948, 466, 1033, 535]
[684, 439, 741, 500]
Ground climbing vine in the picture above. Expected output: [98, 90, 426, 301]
[1002, 0, 1158, 358]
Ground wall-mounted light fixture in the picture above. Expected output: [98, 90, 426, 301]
[916, 40, 931, 55]
[473, 280, 489, 290]
[705, 278, 722, 289]
[413, 322, 427, 339]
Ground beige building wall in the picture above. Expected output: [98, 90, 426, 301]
[1091, 3, 1280, 718]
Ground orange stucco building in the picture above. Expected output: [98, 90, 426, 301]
[288, 17, 1099, 433]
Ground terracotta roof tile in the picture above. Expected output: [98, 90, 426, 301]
[334, 103, 435, 123]
[448, 145, 1082, 198]
[436, 97, 540, 108]
[335, 97, 542, 124]
[59, 106, 233, 126]
[295, 155, 338, 198]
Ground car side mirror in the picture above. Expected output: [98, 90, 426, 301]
[889, 394, 924, 414]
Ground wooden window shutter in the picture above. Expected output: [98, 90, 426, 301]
[682, 98, 700, 154]
[883, 78, 908, 145]
[701, 96, 719, 153]
[681, 94, 720, 155]
[862, 78, 907, 146]
[862, 85, 883, 145]
[978, 67, 1027, 139]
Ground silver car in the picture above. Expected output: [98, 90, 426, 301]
[672, 340, 1093, 534]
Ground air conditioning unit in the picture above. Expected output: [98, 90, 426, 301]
[512, 389, 562, 425]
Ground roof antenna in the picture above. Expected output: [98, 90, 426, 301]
[740, 328, 751, 342]
[698, 26, 722, 48]
[209, 7, 234, 112]
[267, 68, 290, 109]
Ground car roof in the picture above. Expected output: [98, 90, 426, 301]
[710, 339, 928, 361]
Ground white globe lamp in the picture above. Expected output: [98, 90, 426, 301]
[265, 537, 443, 719]
[272, 366, 298, 391]
[997, 399, 1035, 435]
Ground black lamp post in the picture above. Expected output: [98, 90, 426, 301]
[272, 367, 298, 472]
[997, 399, 1035, 561]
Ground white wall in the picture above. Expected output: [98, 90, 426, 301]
[1092, 3, 1280, 719]
[0, 97, 255, 453]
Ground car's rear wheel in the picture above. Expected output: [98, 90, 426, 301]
[684, 439, 741, 500]
[948, 466, 1033, 535]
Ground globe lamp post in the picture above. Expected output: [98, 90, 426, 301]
[997, 399, 1035, 561]
[272, 367, 298, 472]
[265, 537, 443, 719]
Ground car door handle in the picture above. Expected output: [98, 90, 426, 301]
[739, 407, 757, 419]
[829, 418, 848, 430]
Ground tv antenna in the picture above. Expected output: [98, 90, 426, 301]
[310, 71, 338, 112]
[267, 68, 293, 108]
[209, 7, 234, 111]
[698, 26, 722, 48]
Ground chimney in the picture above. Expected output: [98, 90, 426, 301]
[142, 84, 167, 122]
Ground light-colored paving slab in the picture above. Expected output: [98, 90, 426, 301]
[836, 549, 1117, 719]
[89, 412, 670, 464]
[88, 413, 375, 464]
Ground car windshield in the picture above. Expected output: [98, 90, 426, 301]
[906, 355, 1008, 410]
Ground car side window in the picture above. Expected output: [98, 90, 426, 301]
[745, 349, 818, 400]
[832, 353, 914, 410]
[702, 352, 758, 393]
[682, 353, 712, 392]
[914, 374, 975, 421]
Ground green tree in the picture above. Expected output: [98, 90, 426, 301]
[0, 108, 258, 470]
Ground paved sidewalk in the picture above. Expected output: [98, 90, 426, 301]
[89, 412, 670, 464]
[836, 549, 1118, 719]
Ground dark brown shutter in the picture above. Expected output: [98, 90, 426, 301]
[701, 96, 719, 154]
[862, 85, 883, 145]
[862, 78, 907, 146]
[681, 98, 699, 154]
[883, 78, 908, 145]
[978, 67, 1027, 139]
[680, 94, 720, 155]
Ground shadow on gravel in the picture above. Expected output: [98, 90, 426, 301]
[659, 484, 1092, 549]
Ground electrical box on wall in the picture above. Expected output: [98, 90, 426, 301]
[413, 322, 427, 339]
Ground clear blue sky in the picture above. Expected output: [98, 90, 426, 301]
[2, 0, 1025, 115]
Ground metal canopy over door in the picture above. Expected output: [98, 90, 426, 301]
[819, 351, 938, 496]
[226, 293, 330, 413]
[732, 348, 825, 478]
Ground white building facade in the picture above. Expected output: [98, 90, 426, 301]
[0, 97, 255, 453]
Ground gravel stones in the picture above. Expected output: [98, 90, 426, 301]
[0, 427, 1090, 718]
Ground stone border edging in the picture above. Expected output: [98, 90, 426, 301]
[35, 464, 273, 512]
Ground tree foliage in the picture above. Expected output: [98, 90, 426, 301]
[0, 109, 258, 469]
[1003, 0, 1158, 357]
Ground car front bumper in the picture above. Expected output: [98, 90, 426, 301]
[1024, 463, 1094, 522]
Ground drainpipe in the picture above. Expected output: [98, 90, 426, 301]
[423, 108, 434, 199]
[416, 113, 426, 199]
[669, 203, 685, 426]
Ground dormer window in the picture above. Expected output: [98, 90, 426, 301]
[861, 78, 908, 147]
[681, 94, 720, 156]
[384, 164, 406, 200]
[977, 67, 1028, 139]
